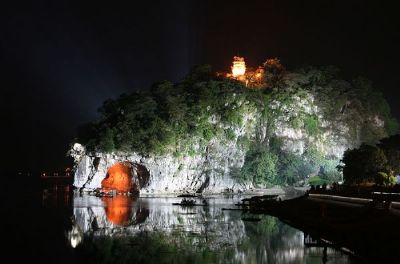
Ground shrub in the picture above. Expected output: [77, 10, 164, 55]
[308, 176, 330, 186]
[241, 147, 278, 186]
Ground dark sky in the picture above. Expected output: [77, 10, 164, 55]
[1, 0, 399, 173]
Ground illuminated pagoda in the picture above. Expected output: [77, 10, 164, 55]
[231, 56, 246, 78]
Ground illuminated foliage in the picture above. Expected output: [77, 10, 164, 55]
[241, 146, 279, 186]
[379, 134, 400, 175]
[98, 128, 115, 153]
[303, 114, 320, 136]
[75, 61, 398, 186]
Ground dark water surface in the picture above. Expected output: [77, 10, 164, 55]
[5, 184, 357, 263]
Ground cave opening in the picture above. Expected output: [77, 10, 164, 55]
[133, 163, 150, 189]
[101, 162, 150, 194]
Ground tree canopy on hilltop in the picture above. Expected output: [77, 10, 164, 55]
[75, 61, 398, 186]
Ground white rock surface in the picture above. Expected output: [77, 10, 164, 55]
[71, 91, 386, 193]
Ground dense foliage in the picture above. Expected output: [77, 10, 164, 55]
[76, 62, 398, 186]
[340, 134, 400, 186]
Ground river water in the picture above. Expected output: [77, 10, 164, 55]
[70, 194, 357, 263]
[5, 185, 357, 263]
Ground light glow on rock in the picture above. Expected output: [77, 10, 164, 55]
[101, 162, 134, 193]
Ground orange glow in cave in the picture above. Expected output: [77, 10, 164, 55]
[101, 162, 134, 193]
[103, 195, 132, 226]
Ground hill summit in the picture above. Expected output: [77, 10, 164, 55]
[70, 58, 398, 194]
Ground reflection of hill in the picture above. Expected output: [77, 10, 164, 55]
[72, 195, 351, 263]
[73, 195, 247, 245]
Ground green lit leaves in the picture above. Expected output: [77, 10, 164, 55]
[303, 114, 320, 136]
[98, 128, 115, 153]
[241, 147, 278, 186]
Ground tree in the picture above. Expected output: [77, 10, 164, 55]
[98, 128, 115, 153]
[241, 148, 278, 186]
[184, 64, 213, 85]
[263, 58, 286, 88]
[378, 134, 400, 175]
[278, 152, 304, 185]
[375, 172, 396, 187]
[340, 134, 400, 186]
[340, 144, 389, 185]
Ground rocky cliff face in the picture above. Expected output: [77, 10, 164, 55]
[71, 66, 396, 193]
[71, 141, 245, 193]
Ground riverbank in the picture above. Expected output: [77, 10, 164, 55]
[76, 185, 305, 198]
[244, 192, 400, 262]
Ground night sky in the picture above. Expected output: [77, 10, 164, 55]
[2, 0, 399, 174]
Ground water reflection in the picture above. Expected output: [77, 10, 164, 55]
[70, 195, 353, 263]
[67, 218, 83, 248]
[102, 196, 133, 226]
[42, 184, 71, 207]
